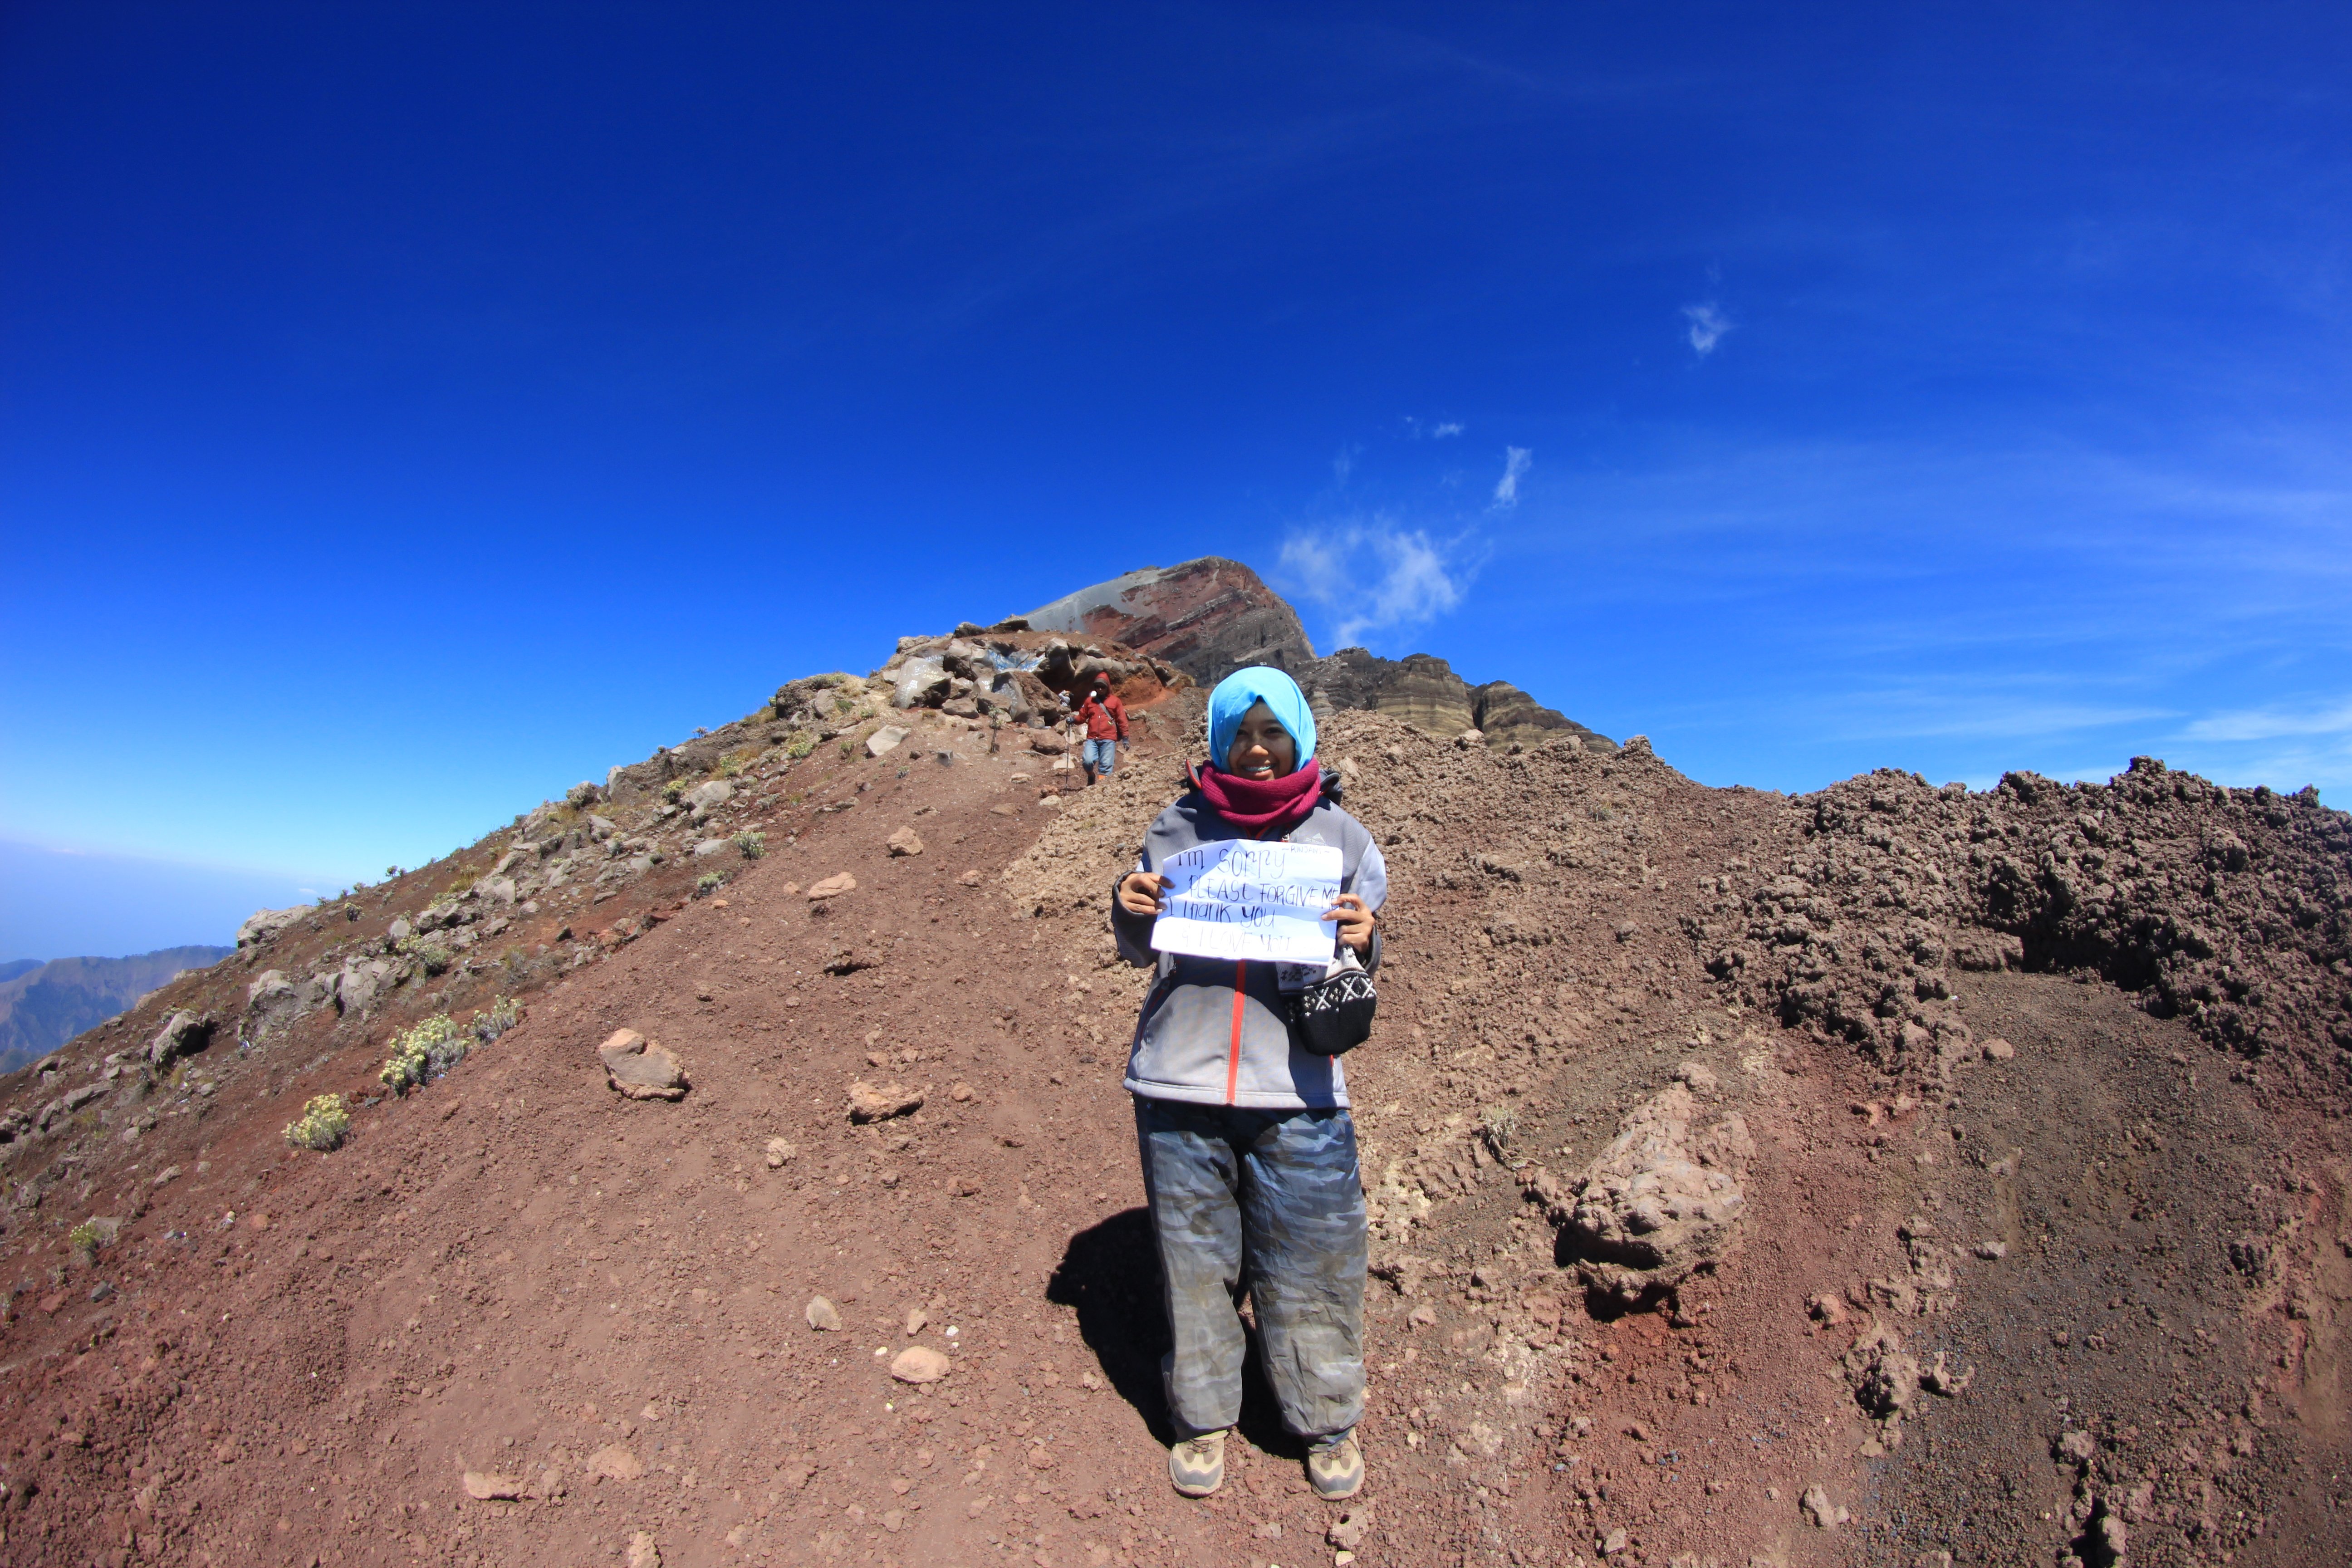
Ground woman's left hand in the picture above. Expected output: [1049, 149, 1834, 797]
[1322, 892, 1375, 953]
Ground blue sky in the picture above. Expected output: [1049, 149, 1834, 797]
[4, 3, 2349, 959]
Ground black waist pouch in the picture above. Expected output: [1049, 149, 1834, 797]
[1287, 963, 1377, 1057]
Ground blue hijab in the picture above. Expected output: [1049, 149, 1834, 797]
[1207, 666, 1317, 772]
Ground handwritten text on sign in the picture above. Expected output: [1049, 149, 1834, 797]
[1149, 839, 1344, 964]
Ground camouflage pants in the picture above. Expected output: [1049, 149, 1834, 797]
[1133, 1097, 1367, 1442]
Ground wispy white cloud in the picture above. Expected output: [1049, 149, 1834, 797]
[1279, 518, 1478, 646]
[1490, 446, 1531, 509]
[1332, 444, 1361, 484]
[2181, 699, 2352, 743]
[1433, 420, 1464, 438]
[1402, 416, 1466, 440]
[1682, 301, 1731, 356]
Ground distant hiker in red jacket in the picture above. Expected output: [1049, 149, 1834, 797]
[1078, 673, 1128, 785]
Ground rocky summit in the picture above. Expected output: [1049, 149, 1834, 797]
[0, 568, 2346, 1568]
[1026, 556, 1615, 752]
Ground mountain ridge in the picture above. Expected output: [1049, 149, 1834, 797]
[0, 568, 2344, 1567]
[0, 946, 233, 1074]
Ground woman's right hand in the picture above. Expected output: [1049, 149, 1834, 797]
[1117, 871, 1170, 916]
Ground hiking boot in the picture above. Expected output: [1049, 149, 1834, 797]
[1167, 1429, 1227, 1497]
[1306, 1428, 1364, 1500]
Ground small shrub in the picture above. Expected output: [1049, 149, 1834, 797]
[446, 872, 479, 896]
[397, 935, 452, 975]
[68, 1220, 104, 1260]
[696, 872, 726, 897]
[783, 732, 816, 760]
[663, 777, 693, 802]
[380, 1014, 466, 1095]
[732, 829, 765, 859]
[471, 995, 521, 1044]
[284, 1094, 351, 1152]
[837, 738, 858, 758]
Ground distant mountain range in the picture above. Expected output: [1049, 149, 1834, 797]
[0, 947, 232, 1073]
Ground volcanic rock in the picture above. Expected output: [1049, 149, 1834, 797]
[807, 873, 858, 899]
[887, 827, 925, 857]
[889, 1346, 951, 1383]
[598, 1029, 687, 1102]
[848, 1081, 923, 1122]
[1554, 1081, 1753, 1303]
[1025, 558, 1314, 685]
[146, 1009, 211, 1068]
[588, 1444, 647, 1480]
[235, 905, 305, 949]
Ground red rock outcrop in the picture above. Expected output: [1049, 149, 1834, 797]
[1028, 559, 1613, 751]
[1024, 557, 1317, 684]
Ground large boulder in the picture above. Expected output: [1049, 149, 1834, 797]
[891, 658, 951, 710]
[599, 1029, 688, 1102]
[337, 959, 393, 1015]
[147, 1010, 213, 1068]
[236, 905, 307, 949]
[1544, 1067, 1753, 1305]
[683, 780, 734, 823]
[243, 972, 304, 1036]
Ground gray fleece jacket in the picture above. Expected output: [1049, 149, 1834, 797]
[1111, 777, 1387, 1109]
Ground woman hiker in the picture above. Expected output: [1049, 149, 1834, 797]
[1110, 666, 1385, 1501]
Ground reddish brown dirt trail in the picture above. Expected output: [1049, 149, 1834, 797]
[2, 710, 2347, 1568]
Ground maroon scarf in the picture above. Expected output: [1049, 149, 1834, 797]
[1189, 758, 1325, 836]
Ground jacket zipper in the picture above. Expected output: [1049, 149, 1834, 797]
[1225, 960, 1246, 1105]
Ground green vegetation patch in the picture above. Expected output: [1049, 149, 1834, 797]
[284, 1094, 352, 1152]
[380, 1014, 466, 1095]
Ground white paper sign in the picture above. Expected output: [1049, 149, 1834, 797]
[1149, 839, 1344, 964]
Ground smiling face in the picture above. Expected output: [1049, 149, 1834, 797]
[1224, 700, 1298, 779]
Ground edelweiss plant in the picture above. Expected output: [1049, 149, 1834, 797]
[284, 1094, 351, 1151]
[380, 1014, 465, 1095]
[471, 994, 521, 1044]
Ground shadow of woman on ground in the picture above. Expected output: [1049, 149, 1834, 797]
[1048, 1207, 1303, 1460]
